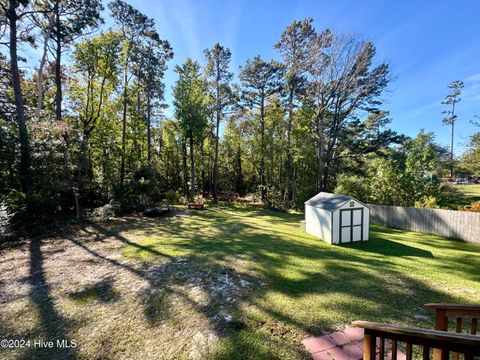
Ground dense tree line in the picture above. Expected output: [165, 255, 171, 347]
[0, 1, 476, 233]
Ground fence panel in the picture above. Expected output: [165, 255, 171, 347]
[367, 204, 480, 243]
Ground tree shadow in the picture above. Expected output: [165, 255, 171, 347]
[22, 238, 75, 360]
[341, 238, 434, 258]
[84, 212, 471, 324]
[12, 206, 480, 359]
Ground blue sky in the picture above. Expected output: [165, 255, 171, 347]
[24, 0, 479, 153]
[122, 0, 479, 153]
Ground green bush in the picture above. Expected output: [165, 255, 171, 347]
[91, 201, 119, 220]
[2, 189, 27, 220]
[165, 190, 183, 205]
[334, 173, 370, 202]
[414, 196, 438, 208]
[0, 201, 13, 239]
[113, 165, 161, 214]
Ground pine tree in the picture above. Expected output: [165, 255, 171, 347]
[442, 80, 464, 178]
[204, 43, 235, 202]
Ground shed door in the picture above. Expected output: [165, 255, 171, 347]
[339, 208, 364, 243]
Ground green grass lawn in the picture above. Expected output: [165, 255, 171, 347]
[1, 205, 479, 359]
[457, 184, 480, 203]
[448, 184, 480, 208]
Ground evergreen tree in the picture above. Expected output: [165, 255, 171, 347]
[441, 79, 464, 178]
[204, 43, 235, 202]
[240, 56, 284, 202]
[173, 59, 209, 201]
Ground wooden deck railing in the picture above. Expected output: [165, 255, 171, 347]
[352, 321, 480, 360]
[425, 303, 480, 360]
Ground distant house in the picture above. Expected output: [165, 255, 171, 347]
[304, 192, 369, 244]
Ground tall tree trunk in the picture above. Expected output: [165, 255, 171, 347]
[260, 96, 266, 202]
[268, 132, 274, 206]
[236, 145, 243, 196]
[54, 3, 62, 123]
[181, 139, 188, 200]
[120, 61, 128, 186]
[35, 17, 53, 121]
[62, 134, 80, 217]
[158, 125, 163, 157]
[316, 115, 324, 192]
[450, 102, 455, 178]
[322, 113, 342, 191]
[292, 165, 296, 208]
[208, 145, 212, 196]
[54, 1, 79, 218]
[285, 85, 294, 206]
[212, 65, 220, 203]
[269, 130, 274, 184]
[80, 133, 93, 197]
[278, 152, 282, 190]
[189, 132, 195, 202]
[286, 87, 294, 152]
[134, 91, 141, 159]
[322, 139, 336, 191]
[200, 135, 205, 197]
[8, 0, 30, 193]
[147, 91, 151, 164]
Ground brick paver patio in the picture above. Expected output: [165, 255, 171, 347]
[302, 326, 407, 360]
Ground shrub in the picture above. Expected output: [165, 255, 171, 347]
[114, 165, 161, 214]
[131, 165, 160, 204]
[2, 189, 26, 219]
[462, 201, 480, 212]
[265, 187, 285, 210]
[0, 201, 14, 239]
[334, 173, 370, 202]
[91, 201, 119, 220]
[436, 183, 460, 208]
[415, 196, 438, 208]
[165, 190, 183, 205]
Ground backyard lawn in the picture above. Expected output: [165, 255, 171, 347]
[1, 206, 479, 359]
[457, 184, 480, 204]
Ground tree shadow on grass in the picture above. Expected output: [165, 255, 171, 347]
[341, 238, 434, 258]
[93, 215, 474, 348]
[22, 207, 480, 359]
[21, 238, 75, 360]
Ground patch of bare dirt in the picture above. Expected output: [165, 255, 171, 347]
[0, 217, 257, 360]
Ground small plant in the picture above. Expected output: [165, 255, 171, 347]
[92, 201, 119, 220]
[0, 201, 14, 239]
[165, 190, 182, 205]
[415, 196, 438, 208]
[462, 201, 480, 212]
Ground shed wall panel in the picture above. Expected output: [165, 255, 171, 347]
[332, 210, 340, 244]
[305, 206, 332, 243]
[364, 208, 370, 240]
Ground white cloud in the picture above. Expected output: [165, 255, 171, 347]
[465, 73, 480, 82]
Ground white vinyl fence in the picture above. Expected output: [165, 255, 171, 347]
[368, 204, 480, 243]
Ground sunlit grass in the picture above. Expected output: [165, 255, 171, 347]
[1, 205, 479, 360]
[119, 205, 480, 358]
[450, 184, 480, 208]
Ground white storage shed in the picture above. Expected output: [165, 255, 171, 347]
[304, 192, 369, 244]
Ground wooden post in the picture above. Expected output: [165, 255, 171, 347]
[363, 332, 376, 360]
[406, 343, 412, 360]
[433, 309, 448, 360]
[391, 339, 398, 360]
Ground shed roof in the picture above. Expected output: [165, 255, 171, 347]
[304, 192, 356, 211]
